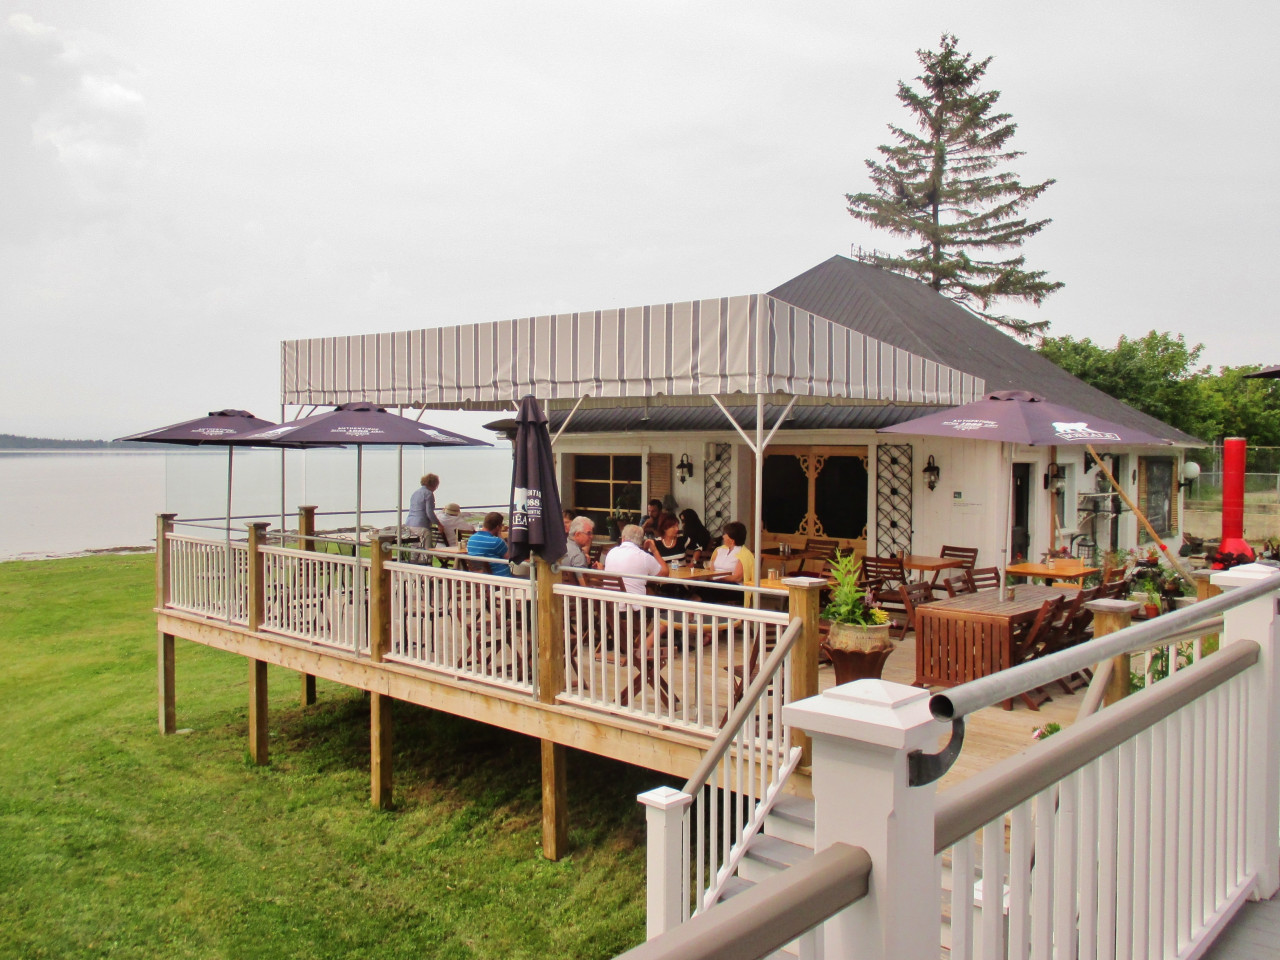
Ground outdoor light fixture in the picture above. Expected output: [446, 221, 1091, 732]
[922, 455, 941, 490]
[677, 453, 695, 484]
[1178, 460, 1201, 491]
[1044, 462, 1066, 493]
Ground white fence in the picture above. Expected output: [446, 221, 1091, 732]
[167, 534, 249, 624]
[259, 544, 369, 654]
[385, 560, 534, 693]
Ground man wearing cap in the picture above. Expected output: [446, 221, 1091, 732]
[437, 503, 475, 547]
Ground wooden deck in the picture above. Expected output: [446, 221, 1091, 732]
[1202, 880, 1280, 959]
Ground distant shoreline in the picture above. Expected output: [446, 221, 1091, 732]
[0, 434, 172, 451]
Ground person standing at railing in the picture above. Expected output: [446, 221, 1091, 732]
[406, 473, 440, 544]
[467, 512, 513, 576]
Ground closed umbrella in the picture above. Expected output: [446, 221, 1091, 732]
[508, 395, 566, 565]
[879, 390, 1192, 581]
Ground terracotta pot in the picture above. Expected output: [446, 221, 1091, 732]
[825, 621, 892, 653]
[1143, 603, 1160, 619]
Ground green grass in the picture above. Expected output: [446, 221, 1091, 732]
[0, 555, 660, 959]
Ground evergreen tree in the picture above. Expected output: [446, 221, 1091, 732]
[847, 34, 1062, 337]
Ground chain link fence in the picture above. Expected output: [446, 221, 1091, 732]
[1185, 444, 1280, 504]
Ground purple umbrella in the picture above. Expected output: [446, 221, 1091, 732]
[508, 395, 566, 566]
[118, 409, 286, 541]
[1244, 365, 1280, 379]
[237, 402, 489, 539]
[877, 390, 1174, 446]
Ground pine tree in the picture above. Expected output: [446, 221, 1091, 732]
[847, 35, 1062, 337]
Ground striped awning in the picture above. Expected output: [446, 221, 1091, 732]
[281, 294, 985, 410]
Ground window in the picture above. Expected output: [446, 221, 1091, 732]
[569, 454, 642, 532]
[1137, 457, 1176, 540]
[762, 446, 869, 545]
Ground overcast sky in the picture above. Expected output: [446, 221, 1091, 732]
[4, 1, 1277, 440]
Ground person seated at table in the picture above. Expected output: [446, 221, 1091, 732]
[679, 508, 711, 565]
[466, 512, 513, 576]
[703, 520, 755, 605]
[562, 508, 574, 534]
[641, 498, 669, 538]
[563, 516, 601, 574]
[603, 524, 668, 602]
[436, 503, 475, 547]
[653, 514, 690, 566]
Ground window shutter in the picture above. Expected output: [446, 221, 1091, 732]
[648, 453, 672, 502]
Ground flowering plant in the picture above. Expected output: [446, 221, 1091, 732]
[1031, 722, 1062, 741]
[821, 552, 890, 627]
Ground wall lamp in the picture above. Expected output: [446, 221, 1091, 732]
[922, 455, 941, 491]
[676, 453, 695, 484]
[1178, 460, 1201, 491]
[1044, 462, 1066, 493]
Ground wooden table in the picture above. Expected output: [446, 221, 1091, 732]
[1005, 561, 1099, 586]
[915, 585, 1062, 709]
[901, 554, 967, 575]
[759, 546, 827, 576]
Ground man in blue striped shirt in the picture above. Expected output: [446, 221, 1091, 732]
[466, 512, 511, 576]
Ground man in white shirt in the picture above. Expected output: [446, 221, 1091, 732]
[603, 524, 668, 603]
[437, 503, 475, 547]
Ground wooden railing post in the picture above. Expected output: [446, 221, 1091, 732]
[638, 785, 694, 939]
[535, 555, 568, 860]
[1213, 563, 1280, 899]
[1087, 598, 1140, 706]
[784, 682, 940, 960]
[786, 578, 825, 766]
[369, 534, 394, 810]
[156, 513, 177, 735]
[298, 506, 319, 705]
[245, 522, 271, 765]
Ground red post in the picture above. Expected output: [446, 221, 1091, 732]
[1220, 437, 1254, 559]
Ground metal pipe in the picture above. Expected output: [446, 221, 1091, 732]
[930, 572, 1278, 720]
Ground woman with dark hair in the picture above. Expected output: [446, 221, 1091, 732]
[679, 508, 711, 564]
[654, 514, 690, 566]
[703, 520, 755, 605]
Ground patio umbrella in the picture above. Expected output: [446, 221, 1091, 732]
[508, 395, 566, 565]
[1243, 365, 1280, 379]
[237, 402, 489, 540]
[879, 390, 1193, 581]
[117, 408, 281, 541]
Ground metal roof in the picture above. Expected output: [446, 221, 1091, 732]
[548, 402, 948, 434]
[768, 256, 1201, 444]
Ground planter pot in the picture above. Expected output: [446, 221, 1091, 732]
[1143, 603, 1161, 619]
[825, 621, 892, 653]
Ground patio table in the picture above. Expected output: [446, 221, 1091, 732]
[914, 584, 1062, 709]
[1006, 561, 1099, 586]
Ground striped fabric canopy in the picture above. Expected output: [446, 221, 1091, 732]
[281, 293, 984, 410]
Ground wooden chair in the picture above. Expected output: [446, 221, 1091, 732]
[967, 567, 1002, 592]
[574, 573, 673, 709]
[862, 556, 907, 591]
[933, 545, 979, 594]
[890, 581, 935, 641]
[943, 574, 976, 598]
[1003, 595, 1067, 710]
[1037, 592, 1096, 693]
[802, 538, 841, 574]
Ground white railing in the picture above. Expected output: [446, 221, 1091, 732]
[385, 560, 534, 692]
[557, 581, 790, 735]
[937, 649, 1253, 960]
[167, 534, 249, 624]
[259, 544, 369, 654]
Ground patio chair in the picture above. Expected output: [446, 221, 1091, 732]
[1037, 591, 1096, 693]
[943, 574, 975, 598]
[802, 537, 841, 574]
[966, 567, 1002, 592]
[933, 545, 979, 595]
[890, 580, 935, 642]
[862, 556, 907, 591]
[1003, 594, 1067, 710]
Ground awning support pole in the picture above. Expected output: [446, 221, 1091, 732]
[552, 394, 588, 446]
[708, 394, 796, 559]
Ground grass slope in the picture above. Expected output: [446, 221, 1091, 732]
[0, 555, 660, 959]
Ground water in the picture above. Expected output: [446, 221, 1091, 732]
[0, 446, 514, 561]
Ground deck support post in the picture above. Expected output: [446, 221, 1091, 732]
[246, 521, 271, 765]
[369, 534, 394, 809]
[298, 505, 318, 706]
[534, 555, 569, 859]
[156, 513, 177, 734]
[1213, 564, 1280, 899]
[786, 579, 825, 767]
[1089, 599, 1140, 706]
[785, 681, 939, 960]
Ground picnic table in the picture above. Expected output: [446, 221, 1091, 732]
[914, 584, 1062, 709]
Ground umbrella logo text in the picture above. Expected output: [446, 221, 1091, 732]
[940, 418, 1000, 432]
[1052, 421, 1121, 442]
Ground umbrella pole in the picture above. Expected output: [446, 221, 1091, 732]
[397, 443, 404, 553]
[356, 445, 363, 542]
[226, 446, 235, 623]
[1001, 443, 1013, 587]
[1048, 444, 1057, 555]
[1086, 443, 1195, 584]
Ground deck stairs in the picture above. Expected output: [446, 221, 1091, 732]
[722, 795, 973, 957]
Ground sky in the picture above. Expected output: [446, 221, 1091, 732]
[3, 1, 1277, 441]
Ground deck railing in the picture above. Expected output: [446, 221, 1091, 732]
[167, 534, 250, 624]
[258, 544, 370, 653]
[634, 564, 1280, 960]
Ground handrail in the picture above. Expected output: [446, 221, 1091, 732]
[931, 571, 1279, 720]
[683, 618, 803, 794]
[934, 639, 1260, 852]
[616, 843, 871, 960]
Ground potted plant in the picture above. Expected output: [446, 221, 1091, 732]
[1143, 583, 1161, 619]
[820, 553, 895, 684]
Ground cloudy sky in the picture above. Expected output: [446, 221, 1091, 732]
[4, 1, 1276, 440]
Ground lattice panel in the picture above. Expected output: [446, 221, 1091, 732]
[876, 444, 913, 557]
[703, 443, 732, 537]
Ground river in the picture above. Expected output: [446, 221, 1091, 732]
[0, 446, 514, 562]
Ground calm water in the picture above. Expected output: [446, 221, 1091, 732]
[0, 446, 514, 561]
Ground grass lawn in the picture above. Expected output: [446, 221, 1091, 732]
[0, 554, 661, 959]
